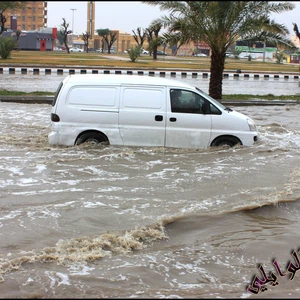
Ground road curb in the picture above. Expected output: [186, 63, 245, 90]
[0, 96, 53, 104]
[0, 66, 300, 80]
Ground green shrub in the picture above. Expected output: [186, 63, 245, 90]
[233, 49, 242, 59]
[128, 46, 141, 62]
[0, 37, 18, 59]
[275, 52, 283, 64]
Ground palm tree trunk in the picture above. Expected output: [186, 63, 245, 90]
[209, 51, 225, 100]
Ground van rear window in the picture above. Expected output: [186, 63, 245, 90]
[67, 86, 118, 107]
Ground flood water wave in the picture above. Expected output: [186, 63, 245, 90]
[0, 102, 300, 298]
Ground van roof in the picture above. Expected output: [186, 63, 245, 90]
[64, 74, 196, 89]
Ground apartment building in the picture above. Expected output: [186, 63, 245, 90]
[4, 1, 47, 31]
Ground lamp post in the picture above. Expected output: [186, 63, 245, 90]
[70, 8, 76, 45]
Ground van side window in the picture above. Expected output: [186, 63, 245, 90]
[170, 89, 216, 114]
[52, 82, 63, 107]
[170, 89, 183, 112]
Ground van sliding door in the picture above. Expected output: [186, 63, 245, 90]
[119, 86, 166, 147]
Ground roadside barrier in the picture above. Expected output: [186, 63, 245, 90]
[0, 67, 299, 80]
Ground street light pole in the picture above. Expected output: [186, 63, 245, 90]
[70, 8, 76, 45]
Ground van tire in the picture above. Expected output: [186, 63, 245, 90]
[75, 132, 109, 146]
[211, 136, 241, 148]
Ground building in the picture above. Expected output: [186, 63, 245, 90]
[88, 30, 137, 53]
[87, 1, 95, 40]
[1, 1, 201, 55]
[290, 35, 300, 48]
[2, 28, 57, 51]
[4, 1, 47, 31]
[175, 41, 210, 56]
[0, 1, 211, 56]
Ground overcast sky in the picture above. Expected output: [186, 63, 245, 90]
[47, 1, 163, 34]
[47, 1, 300, 36]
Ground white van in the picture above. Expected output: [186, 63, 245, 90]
[48, 74, 258, 149]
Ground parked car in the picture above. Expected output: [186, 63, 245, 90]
[104, 49, 115, 53]
[194, 53, 207, 57]
[225, 53, 235, 58]
[141, 49, 149, 55]
[69, 47, 83, 53]
[241, 54, 252, 59]
[157, 50, 168, 55]
[53, 47, 63, 51]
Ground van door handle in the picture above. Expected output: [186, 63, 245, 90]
[169, 117, 177, 122]
[155, 115, 163, 121]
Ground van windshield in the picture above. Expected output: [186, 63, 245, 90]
[195, 87, 226, 110]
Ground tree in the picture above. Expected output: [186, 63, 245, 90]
[81, 31, 90, 53]
[142, 1, 296, 100]
[96, 28, 117, 54]
[127, 45, 141, 62]
[15, 29, 21, 41]
[0, 12, 6, 35]
[56, 30, 65, 47]
[159, 17, 196, 56]
[161, 31, 186, 56]
[132, 27, 147, 53]
[0, 1, 27, 35]
[275, 51, 284, 63]
[59, 18, 72, 54]
[293, 22, 300, 41]
[0, 36, 17, 58]
[146, 21, 163, 60]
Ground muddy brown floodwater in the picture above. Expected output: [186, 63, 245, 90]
[0, 73, 300, 298]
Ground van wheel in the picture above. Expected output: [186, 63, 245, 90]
[75, 132, 109, 146]
[211, 136, 241, 148]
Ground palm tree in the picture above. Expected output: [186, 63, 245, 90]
[146, 21, 163, 60]
[159, 19, 193, 56]
[142, 1, 295, 100]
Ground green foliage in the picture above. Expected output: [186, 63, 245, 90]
[0, 1, 26, 11]
[142, 1, 296, 100]
[0, 36, 17, 59]
[0, 2, 27, 35]
[96, 28, 110, 36]
[96, 29, 117, 54]
[275, 52, 284, 64]
[233, 49, 242, 59]
[56, 31, 65, 46]
[128, 46, 141, 62]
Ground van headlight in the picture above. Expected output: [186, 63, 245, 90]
[247, 118, 257, 131]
